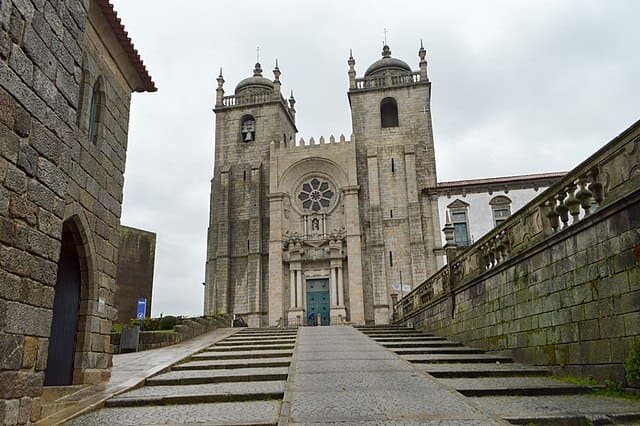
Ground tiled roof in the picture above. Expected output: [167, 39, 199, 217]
[437, 172, 566, 189]
[97, 0, 156, 92]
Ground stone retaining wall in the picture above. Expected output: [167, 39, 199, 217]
[396, 120, 640, 382]
[110, 316, 231, 353]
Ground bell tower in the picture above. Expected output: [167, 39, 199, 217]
[204, 61, 297, 327]
[348, 43, 441, 323]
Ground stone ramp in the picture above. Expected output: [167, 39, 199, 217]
[282, 326, 506, 424]
[359, 326, 640, 425]
[68, 328, 297, 425]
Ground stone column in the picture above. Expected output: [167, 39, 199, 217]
[330, 267, 337, 306]
[337, 266, 344, 306]
[296, 269, 303, 310]
[343, 185, 365, 324]
[267, 192, 285, 326]
[290, 268, 296, 308]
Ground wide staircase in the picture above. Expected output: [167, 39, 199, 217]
[358, 326, 640, 425]
[68, 328, 297, 425]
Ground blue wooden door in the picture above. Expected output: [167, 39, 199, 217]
[306, 279, 330, 325]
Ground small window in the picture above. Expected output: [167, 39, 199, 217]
[380, 97, 399, 128]
[389, 251, 393, 267]
[490, 196, 512, 227]
[391, 158, 395, 173]
[450, 210, 471, 247]
[87, 79, 101, 143]
[241, 116, 256, 142]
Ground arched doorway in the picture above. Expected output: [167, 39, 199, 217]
[44, 225, 82, 386]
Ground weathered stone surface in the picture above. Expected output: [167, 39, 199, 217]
[4, 301, 52, 337]
[0, 333, 23, 370]
[21, 336, 38, 369]
[0, 371, 43, 398]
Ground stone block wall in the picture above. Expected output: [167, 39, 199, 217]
[396, 121, 640, 382]
[410, 194, 639, 381]
[0, 1, 152, 423]
[114, 225, 156, 323]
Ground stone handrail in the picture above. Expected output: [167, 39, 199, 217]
[394, 120, 640, 321]
[354, 71, 423, 90]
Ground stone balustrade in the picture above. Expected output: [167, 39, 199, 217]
[220, 92, 288, 108]
[394, 120, 640, 321]
[354, 71, 423, 90]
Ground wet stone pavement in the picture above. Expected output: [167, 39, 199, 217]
[66, 325, 640, 425]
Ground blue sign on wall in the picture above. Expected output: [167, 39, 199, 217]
[136, 298, 147, 319]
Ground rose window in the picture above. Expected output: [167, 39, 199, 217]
[298, 178, 334, 211]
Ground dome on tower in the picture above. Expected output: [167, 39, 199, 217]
[364, 45, 411, 77]
[235, 62, 274, 94]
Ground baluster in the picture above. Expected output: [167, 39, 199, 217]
[545, 199, 560, 232]
[564, 182, 580, 224]
[575, 176, 593, 216]
[555, 190, 569, 229]
[587, 168, 604, 205]
[500, 231, 510, 260]
[493, 237, 502, 264]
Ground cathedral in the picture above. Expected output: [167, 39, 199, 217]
[204, 43, 446, 327]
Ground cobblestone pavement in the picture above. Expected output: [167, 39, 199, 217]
[282, 326, 506, 424]
[360, 326, 640, 425]
[67, 328, 297, 425]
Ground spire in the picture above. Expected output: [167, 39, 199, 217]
[273, 59, 281, 94]
[215, 67, 225, 106]
[418, 40, 428, 81]
[288, 90, 296, 121]
[348, 48, 356, 89]
[273, 59, 281, 81]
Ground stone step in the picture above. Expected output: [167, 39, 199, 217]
[393, 347, 485, 355]
[66, 401, 282, 425]
[380, 341, 463, 348]
[439, 377, 591, 396]
[222, 336, 297, 343]
[373, 336, 446, 342]
[41, 385, 91, 403]
[420, 363, 551, 378]
[215, 340, 296, 347]
[468, 395, 640, 425]
[105, 381, 286, 407]
[403, 353, 513, 364]
[174, 357, 291, 371]
[192, 349, 293, 360]
[206, 343, 295, 351]
[235, 329, 297, 335]
[364, 332, 434, 338]
[146, 367, 289, 386]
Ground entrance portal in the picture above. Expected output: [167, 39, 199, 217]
[44, 230, 81, 386]
[306, 279, 330, 325]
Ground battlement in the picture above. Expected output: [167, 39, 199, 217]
[353, 71, 425, 90]
[271, 134, 353, 150]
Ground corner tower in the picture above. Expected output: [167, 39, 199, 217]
[205, 62, 297, 327]
[348, 43, 442, 323]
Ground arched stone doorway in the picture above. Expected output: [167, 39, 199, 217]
[44, 220, 85, 386]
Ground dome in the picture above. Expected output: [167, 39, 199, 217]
[364, 45, 412, 77]
[235, 62, 274, 94]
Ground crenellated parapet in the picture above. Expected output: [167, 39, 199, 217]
[270, 134, 354, 150]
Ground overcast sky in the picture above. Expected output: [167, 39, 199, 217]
[110, 0, 640, 317]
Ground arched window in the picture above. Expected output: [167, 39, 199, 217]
[87, 78, 102, 143]
[380, 97, 399, 128]
[240, 115, 256, 142]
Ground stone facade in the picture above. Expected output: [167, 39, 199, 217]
[0, 0, 154, 423]
[395, 120, 640, 380]
[114, 225, 156, 323]
[205, 44, 443, 326]
[433, 173, 565, 255]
